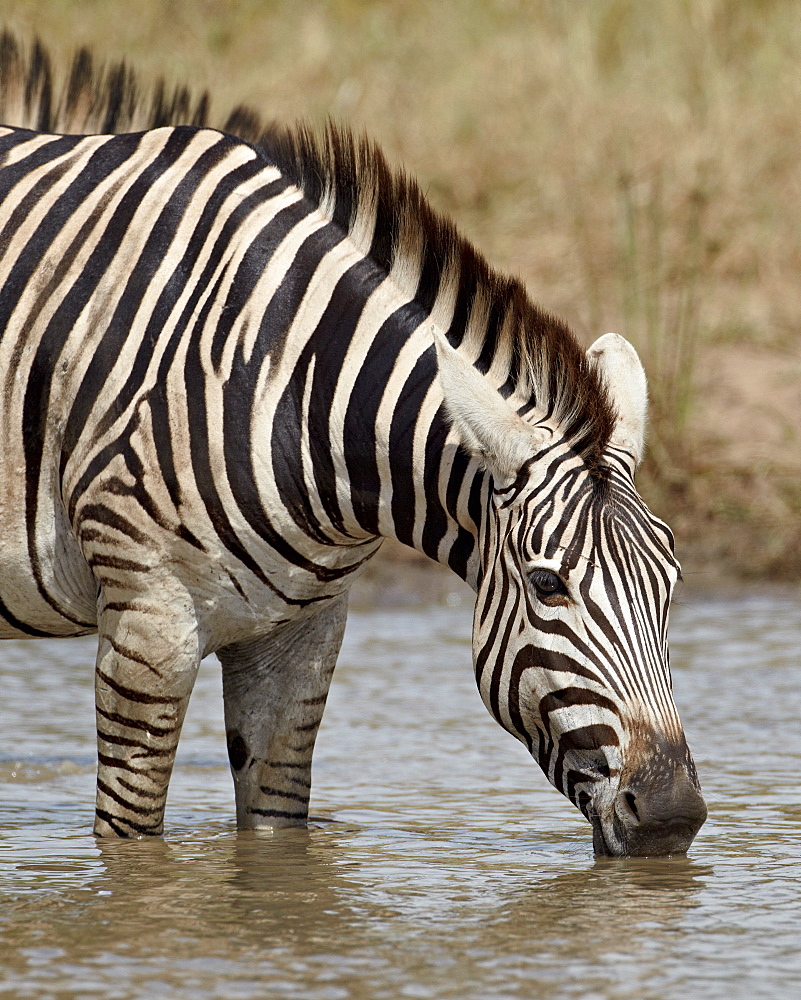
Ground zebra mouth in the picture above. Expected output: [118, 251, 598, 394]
[589, 809, 611, 856]
[589, 809, 626, 857]
[590, 805, 703, 858]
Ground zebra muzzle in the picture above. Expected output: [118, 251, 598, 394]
[594, 764, 707, 857]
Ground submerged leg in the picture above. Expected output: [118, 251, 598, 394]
[218, 594, 348, 829]
[93, 589, 201, 837]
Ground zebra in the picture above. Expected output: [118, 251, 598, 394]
[0, 34, 706, 855]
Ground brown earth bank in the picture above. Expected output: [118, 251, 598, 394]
[1, 0, 799, 581]
[639, 340, 801, 582]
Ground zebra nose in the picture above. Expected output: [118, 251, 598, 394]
[614, 767, 707, 857]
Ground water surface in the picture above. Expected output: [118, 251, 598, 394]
[1, 588, 800, 999]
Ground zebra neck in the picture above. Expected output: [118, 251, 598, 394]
[329, 314, 486, 591]
[222, 186, 493, 595]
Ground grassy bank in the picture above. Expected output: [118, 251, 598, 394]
[2, 0, 799, 579]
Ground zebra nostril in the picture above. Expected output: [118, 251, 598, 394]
[623, 790, 640, 822]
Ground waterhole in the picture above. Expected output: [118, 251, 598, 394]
[1, 588, 799, 999]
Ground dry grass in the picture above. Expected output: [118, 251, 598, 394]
[2, 0, 800, 579]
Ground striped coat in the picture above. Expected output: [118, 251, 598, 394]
[0, 35, 705, 854]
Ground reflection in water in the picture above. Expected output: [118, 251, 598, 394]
[473, 857, 714, 996]
[1, 594, 801, 999]
[507, 854, 712, 936]
[1, 826, 714, 999]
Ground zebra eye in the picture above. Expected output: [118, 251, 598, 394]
[530, 569, 568, 603]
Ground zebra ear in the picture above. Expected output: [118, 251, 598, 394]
[433, 330, 549, 482]
[587, 333, 648, 469]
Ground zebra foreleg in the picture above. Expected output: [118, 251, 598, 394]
[92, 590, 202, 837]
[217, 594, 349, 830]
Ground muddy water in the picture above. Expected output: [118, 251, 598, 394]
[1, 588, 800, 999]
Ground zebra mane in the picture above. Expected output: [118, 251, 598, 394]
[0, 30, 615, 467]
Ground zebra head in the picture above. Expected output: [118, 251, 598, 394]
[436, 331, 706, 857]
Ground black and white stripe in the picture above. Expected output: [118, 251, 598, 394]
[0, 35, 705, 854]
